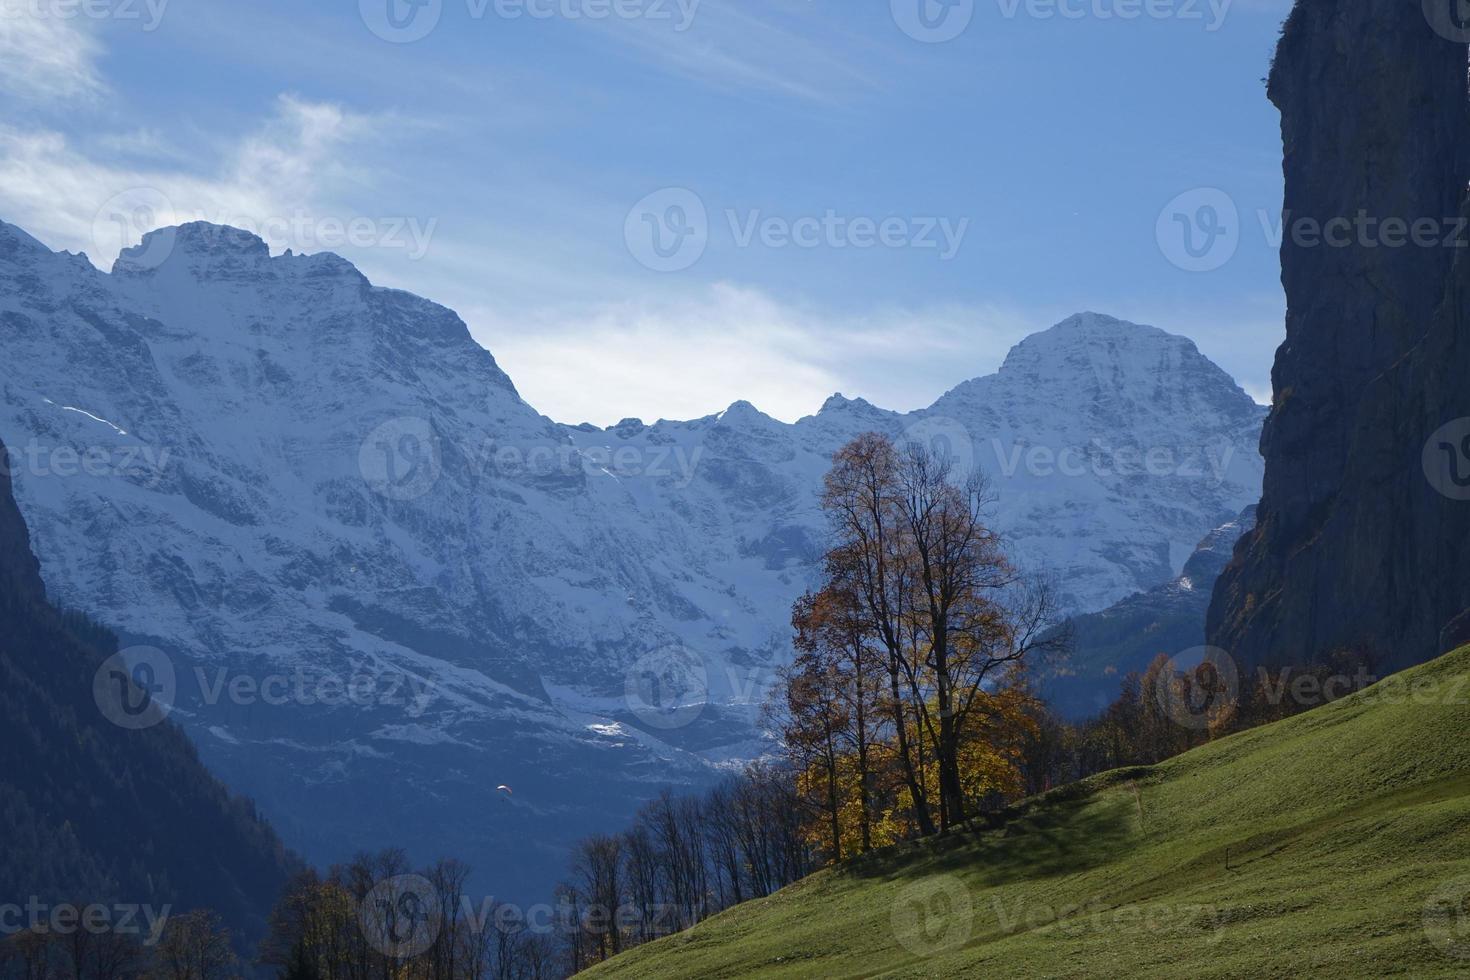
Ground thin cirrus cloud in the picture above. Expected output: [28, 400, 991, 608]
[0, 5, 105, 104]
[571, 0, 883, 103]
[0, 94, 381, 266]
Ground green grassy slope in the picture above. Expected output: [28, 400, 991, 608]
[586, 646, 1470, 978]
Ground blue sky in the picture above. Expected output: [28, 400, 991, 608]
[0, 0, 1293, 424]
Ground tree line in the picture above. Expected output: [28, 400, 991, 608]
[5, 432, 1383, 979]
[243, 763, 809, 979]
[257, 850, 561, 980]
[556, 764, 809, 972]
[0, 910, 236, 980]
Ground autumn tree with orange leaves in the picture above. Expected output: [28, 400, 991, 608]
[777, 432, 1065, 852]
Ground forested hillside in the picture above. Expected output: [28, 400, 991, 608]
[0, 436, 296, 951]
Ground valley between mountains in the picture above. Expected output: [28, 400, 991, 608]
[0, 217, 1264, 900]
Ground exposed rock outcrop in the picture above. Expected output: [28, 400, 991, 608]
[1208, 0, 1470, 669]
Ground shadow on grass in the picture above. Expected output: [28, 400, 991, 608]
[838, 766, 1154, 888]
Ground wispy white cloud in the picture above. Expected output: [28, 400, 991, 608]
[0, 94, 383, 266]
[568, 0, 883, 103]
[464, 284, 1038, 425]
[0, 3, 105, 103]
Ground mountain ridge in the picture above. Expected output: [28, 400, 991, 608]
[0, 216, 1265, 902]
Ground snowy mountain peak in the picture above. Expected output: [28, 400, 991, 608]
[1001, 311, 1195, 372]
[931, 313, 1260, 429]
[816, 392, 878, 415]
[0, 219, 49, 259]
[1052, 309, 1159, 334]
[718, 399, 773, 425]
[112, 222, 368, 290]
[612, 417, 647, 436]
[113, 221, 268, 274]
[0, 216, 1266, 904]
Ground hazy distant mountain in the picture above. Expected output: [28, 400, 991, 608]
[1038, 506, 1257, 720]
[0, 218, 1263, 899]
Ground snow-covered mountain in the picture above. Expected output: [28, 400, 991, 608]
[0, 218, 1264, 900]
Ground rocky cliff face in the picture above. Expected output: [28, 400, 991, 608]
[1208, 0, 1470, 669]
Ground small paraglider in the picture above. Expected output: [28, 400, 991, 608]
[496, 784, 513, 797]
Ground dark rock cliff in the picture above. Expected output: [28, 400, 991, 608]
[1208, 0, 1470, 669]
[0, 436, 296, 946]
